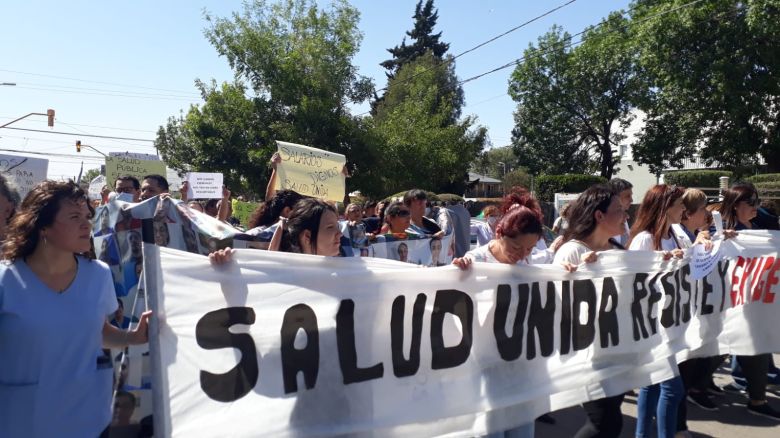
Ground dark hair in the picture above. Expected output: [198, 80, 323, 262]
[608, 178, 633, 193]
[403, 189, 427, 206]
[563, 184, 617, 242]
[115, 390, 136, 405]
[2, 180, 95, 261]
[204, 199, 220, 213]
[629, 184, 685, 250]
[719, 182, 758, 229]
[0, 174, 20, 224]
[496, 191, 543, 238]
[248, 190, 305, 228]
[363, 200, 378, 210]
[116, 175, 140, 190]
[380, 201, 406, 227]
[142, 174, 169, 191]
[280, 198, 337, 254]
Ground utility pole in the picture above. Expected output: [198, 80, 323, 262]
[0, 109, 55, 129]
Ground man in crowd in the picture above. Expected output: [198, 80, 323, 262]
[140, 174, 169, 201]
[115, 175, 141, 203]
[404, 189, 443, 238]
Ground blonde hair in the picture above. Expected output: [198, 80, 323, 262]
[681, 188, 707, 219]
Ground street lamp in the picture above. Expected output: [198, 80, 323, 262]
[497, 161, 507, 176]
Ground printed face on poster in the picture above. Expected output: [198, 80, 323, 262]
[105, 156, 166, 189]
[0, 154, 48, 199]
[185, 172, 223, 199]
[273, 141, 346, 202]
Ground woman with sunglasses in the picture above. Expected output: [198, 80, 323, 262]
[379, 201, 412, 235]
[553, 184, 628, 438]
[628, 184, 686, 438]
[717, 182, 780, 420]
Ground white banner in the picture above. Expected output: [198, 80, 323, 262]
[0, 153, 48, 199]
[148, 231, 780, 437]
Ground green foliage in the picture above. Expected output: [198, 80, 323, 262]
[471, 145, 517, 179]
[156, 0, 385, 198]
[631, 0, 780, 173]
[82, 168, 102, 183]
[663, 170, 733, 188]
[388, 190, 440, 202]
[436, 193, 464, 203]
[509, 13, 644, 179]
[502, 169, 532, 192]
[746, 173, 780, 184]
[535, 174, 607, 202]
[380, 0, 450, 79]
[373, 53, 486, 194]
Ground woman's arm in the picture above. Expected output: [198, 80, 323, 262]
[102, 311, 151, 349]
[265, 152, 281, 201]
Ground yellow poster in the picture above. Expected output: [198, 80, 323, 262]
[274, 141, 346, 202]
[105, 156, 166, 187]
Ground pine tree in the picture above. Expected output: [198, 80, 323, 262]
[379, 0, 450, 79]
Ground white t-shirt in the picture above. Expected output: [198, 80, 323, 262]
[464, 243, 532, 265]
[553, 239, 623, 265]
[628, 230, 679, 251]
[0, 257, 118, 437]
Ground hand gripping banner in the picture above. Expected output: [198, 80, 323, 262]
[146, 231, 780, 437]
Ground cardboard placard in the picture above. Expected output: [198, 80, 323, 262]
[274, 141, 346, 202]
[105, 156, 166, 188]
[0, 154, 48, 199]
[185, 172, 223, 199]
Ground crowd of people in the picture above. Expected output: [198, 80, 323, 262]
[1, 164, 780, 437]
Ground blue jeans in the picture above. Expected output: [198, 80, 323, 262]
[635, 376, 685, 438]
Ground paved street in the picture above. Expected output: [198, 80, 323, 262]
[536, 354, 780, 437]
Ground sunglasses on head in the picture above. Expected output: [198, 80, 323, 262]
[393, 210, 411, 217]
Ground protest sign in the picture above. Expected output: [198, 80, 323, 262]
[554, 193, 579, 217]
[105, 155, 166, 187]
[147, 231, 780, 437]
[232, 199, 259, 226]
[185, 172, 223, 199]
[274, 141, 346, 202]
[88, 175, 106, 201]
[109, 151, 160, 161]
[0, 153, 48, 199]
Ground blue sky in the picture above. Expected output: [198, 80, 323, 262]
[0, 0, 631, 181]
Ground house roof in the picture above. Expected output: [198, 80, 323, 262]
[468, 172, 502, 184]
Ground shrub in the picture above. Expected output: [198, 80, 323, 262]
[534, 174, 606, 202]
[388, 190, 440, 202]
[663, 170, 733, 188]
[745, 173, 780, 184]
[436, 193, 464, 204]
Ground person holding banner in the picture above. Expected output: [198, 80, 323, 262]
[114, 175, 141, 203]
[270, 198, 343, 256]
[717, 182, 780, 419]
[404, 189, 443, 238]
[378, 201, 412, 235]
[628, 184, 687, 438]
[244, 189, 305, 249]
[553, 184, 629, 438]
[140, 174, 169, 201]
[0, 180, 150, 437]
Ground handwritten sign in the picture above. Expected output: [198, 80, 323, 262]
[274, 141, 346, 202]
[88, 175, 106, 201]
[185, 172, 223, 199]
[109, 151, 160, 161]
[690, 239, 722, 280]
[231, 199, 259, 226]
[0, 154, 48, 199]
[105, 156, 166, 188]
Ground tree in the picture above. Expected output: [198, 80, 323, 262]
[372, 53, 486, 195]
[156, 0, 383, 198]
[630, 0, 780, 174]
[156, 81, 273, 197]
[379, 0, 450, 78]
[471, 145, 517, 179]
[508, 14, 644, 179]
[83, 168, 102, 183]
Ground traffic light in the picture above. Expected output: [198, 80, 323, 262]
[76, 140, 81, 153]
[46, 109, 55, 127]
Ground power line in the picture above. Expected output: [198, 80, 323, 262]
[12, 85, 198, 102]
[11, 82, 200, 99]
[372, 0, 579, 97]
[0, 148, 106, 160]
[0, 68, 200, 95]
[455, 0, 709, 87]
[0, 127, 155, 142]
[0, 133, 155, 150]
[0, 116, 157, 133]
